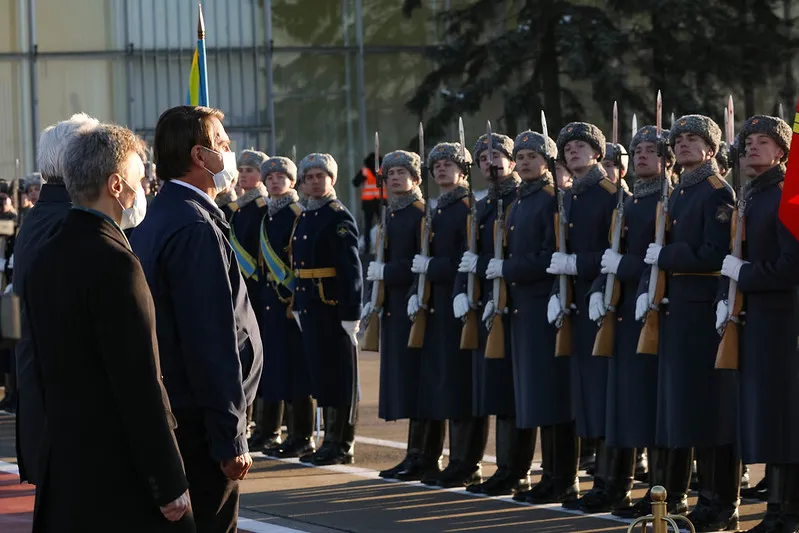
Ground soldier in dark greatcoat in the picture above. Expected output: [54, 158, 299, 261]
[453, 133, 535, 496]
[411, 143, 486, 489]
[494, 131, 579, 505]
[365, 150, 444, 481]
[291, 153, 363, 466]
[257, 156, 315, 459]
[716, 115, 799, 533]
[638, 115, 738, 532]
[546, 122, 627, 512]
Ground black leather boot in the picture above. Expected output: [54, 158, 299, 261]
[776, 463, 799, 533]
[256, 401, 285, 453]
[468, 417, 533, 496]
[272, 396, 316, 458]
[311, 405, 356, 466]
[690, 444, 740, 532]
[397, 420, 445, 481]
[301, 407, 333, 463]
[515, 424, 554, 503]
[635, 449, 649, 483]
[614, 446, 667, 519]
[432, 417, 487, 488]
[564, 437, 607, 510]
[580, 437, 597, 474]
[746, 464, 780, 533]
[381, 419, 424, 479]
[529, 420, 579, 505]
[581, 446, 635, 514]
[665, 447, 692, 515]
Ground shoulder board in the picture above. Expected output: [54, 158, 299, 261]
[707, 175, 724, 190]
[542, 184, 555, 197]
[412, 200, 425, 212]
[289, 203, 303, 216]
[255, 197, 267, 208]
[599, 179, 618, 194]
[779, 181, 785, 189]
[227, 202, 239, 212]
[329, 200, 344, 211]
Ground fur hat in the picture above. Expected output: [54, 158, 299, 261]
[381, 150, 422, 181]
[237, 149, 269, 170]
[738, 115, 792, 162]
[670, 115, 722, 154]
[513, 130, 557, 159]
[473, 133, 514, 161]
[427, 142, 472, 173]
[629, 125, 676, 168]
[298, 153, 338, 181]
[556, 122, 606, 161]
[24, 172, 44, 191]
[261, 156, 297, 183]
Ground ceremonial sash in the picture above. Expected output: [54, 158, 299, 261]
[229, 218, 259, 280]
[260, 217, 296, 292]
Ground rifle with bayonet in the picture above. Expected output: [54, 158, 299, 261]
[637, 91, 668, 355]
[542, 110, 572, 357]
[408, 122, 431, 348]
[484, 121, 507, 359]
[360, 132, 385, 351]
[460, 117, 480, 350]
[716, 96, 743, 370]
[593, 102, 624, 357]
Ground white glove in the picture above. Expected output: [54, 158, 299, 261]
[292, 311, 303, 332]
[407, 294, 420, 318]
[360, 301, 373, 320]
[644, 243, 662, 265]
[160, 490, 190, 522]
[3, 283, 12, 295]
[715, 300, 729, 332]
[546, 252, 578, 276]
[341, 320, 360, 346]
[366, 261, 385, 281]
[485, 258, 504, 279]
[635, 293, 649, 321]
[458, 251, 479, 273]
[547, 294, 561, 324]
[600, 249, 623, 275]
[482, 300, 495, 323]
[453, 293, 470, 319]
[721, 255, 748, 282]
[411, 254, 432, 274]
[589, 292, 607, 322]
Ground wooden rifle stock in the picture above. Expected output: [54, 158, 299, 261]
[715, 204, 745, 370]
[361, 211, 385, 352]
[592, 279, 620, 357]
[637, 198, 667, 355]
[460, 209, 480, 350]
[485, 199, 506, 359]
[554, 210, 572, 357]
[408, 217, 431, 348]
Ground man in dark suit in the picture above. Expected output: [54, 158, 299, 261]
[14, 113, 99, 485]
[26, 124, 192, 531]
[131, 106, 264, 533]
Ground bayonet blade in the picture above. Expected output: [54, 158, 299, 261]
[726, 95, 735, 145]
[656, 91, 663, 138]
[291, 144, 297, 163]
[458, 117, 466, 159]
[374, 132, 380, 176]
[486, 120, 494, 167]
[670, 112, 675, 129]
[418, 122, 425, 161]
[612, 101, 618, 145]
[541, 111, 550, 156]
[780, 102, 785, 120]
[632, 113, 638, 137]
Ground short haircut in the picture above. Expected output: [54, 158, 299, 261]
[63, 124, 146, 206]
[153, 106, 225, 180]
[37, 113, 101, 184]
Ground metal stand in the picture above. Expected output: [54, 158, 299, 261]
[627, 486, 695, 533]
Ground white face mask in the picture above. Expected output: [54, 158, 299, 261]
[202, 147, 239, 193]
[118, 179, 147, 230]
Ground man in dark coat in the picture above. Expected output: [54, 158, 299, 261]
[131, 106, 264, 532]
[546, 122, 626, 512]
[454, 132, 535, 497]
[27, 124, 192, 531]
[501, 131, 578, 505]
[412, 142, 486, 489]
[258, 156, 315, 459]
[639, 114, 738, 532]
[291, 152, 363, 466]
[14, 112, 99, 485]
[717, 115, 799, 533]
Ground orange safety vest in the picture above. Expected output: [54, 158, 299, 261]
[361, 167, 387, 201]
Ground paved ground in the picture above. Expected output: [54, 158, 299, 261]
[0, 349, 768, 532]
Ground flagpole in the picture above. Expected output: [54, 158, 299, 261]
[197, 3, 209, 107]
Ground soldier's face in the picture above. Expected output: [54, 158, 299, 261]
[563, 140, 599, 173]
[26, 185, 40, 204]
[514, 150, 547, 181]
[745, 133, 784, 174]
[601, 161, 622, 183]
[555, 161, 573, 190]
[386, 166, 415, 194]
[266, 172, 292, 196]
[432, 159, 463, 188]
[478, 149, 514, 180]
[237, 165, 261, 191]
[633, 141, 661, 179]
[674, 133, 713, 168]
[304, 169, 334, 199]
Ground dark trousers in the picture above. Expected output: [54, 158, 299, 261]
[174, 413, 240, 533]
[362, 199, 380, 254]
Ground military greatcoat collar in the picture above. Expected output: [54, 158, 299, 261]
[570, 164, 606, 195]
[236, 182, 268, 209]
[305, 190, 337, 211]
[266, 190, 300, 217]
[388, 186, 423, 214]
[437, 184, 469, 209]
[519, 172, 553, 198]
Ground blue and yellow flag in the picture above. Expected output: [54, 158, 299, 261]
[186, 3, 209, 106]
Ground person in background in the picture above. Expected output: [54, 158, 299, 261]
[352, 152, 386, 255]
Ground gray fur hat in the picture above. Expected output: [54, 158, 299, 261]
[604, 143, 629, 170]
[556, 122, 606, 161]
[381, 150, 422, 181]
[298, 153, 338, 181]
[738, 115, 792, 162]
[24, 172, 44, 191]
[670, 115, 722, 154]
[629, 125, 676, 167]
[473, 133, 514, 161]
[261, 156, 297, 183]
[427, 142, 472, 173]
[237, 149, 269, 170]
[513, 130, 557, 159]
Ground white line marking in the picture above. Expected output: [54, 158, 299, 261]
[238, 517, 309, 533]
[0, 460, 19, 475]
